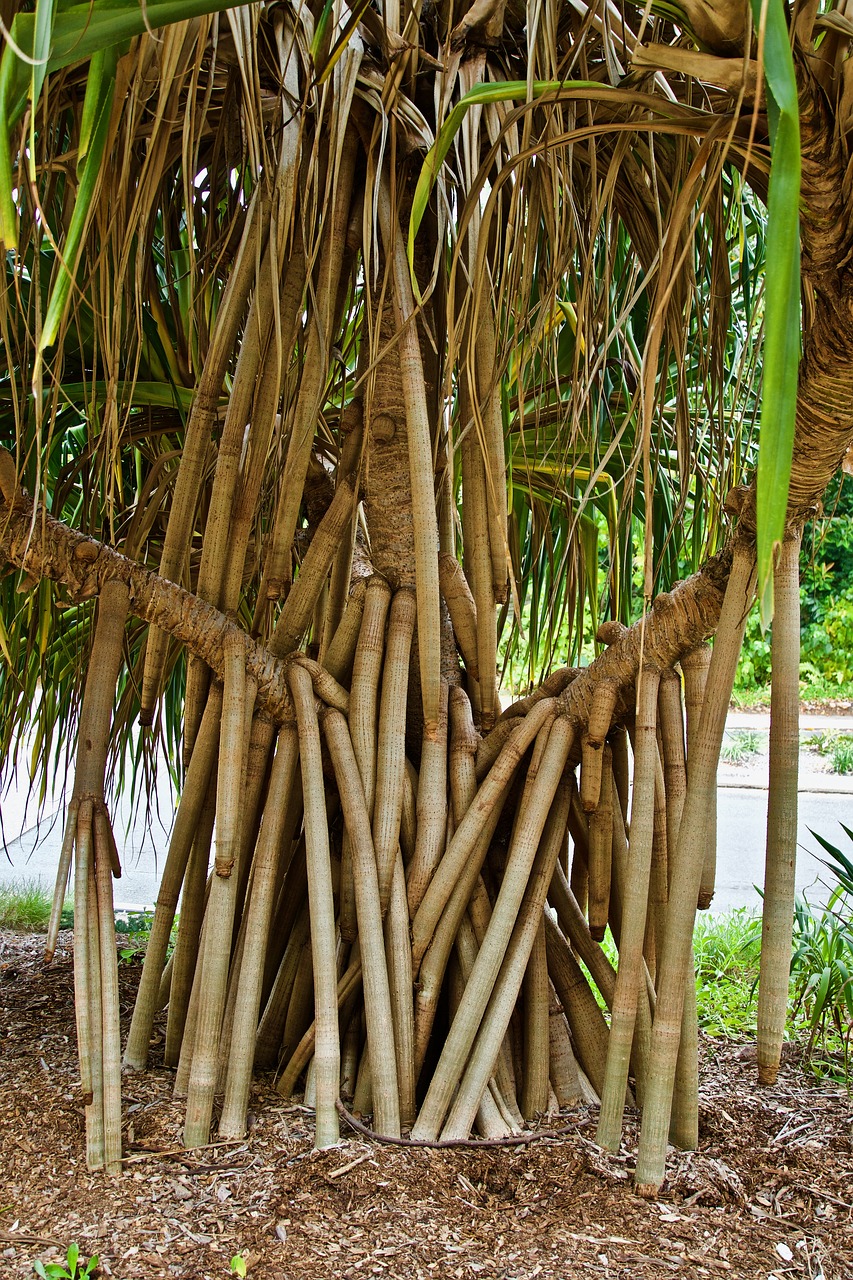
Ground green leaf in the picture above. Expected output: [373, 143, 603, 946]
[77, 46, 110, 165]
[37, 45, 118, 359]
[66, 1243, 79, 1272]
[29, 0, 56, 178]
[1, 0, 253, 128]
[750, 0, 801, 625]
[0, 43, 20, 247]
[314, 0, 374, 86]
[813, 965, 832, 1022]
[309, 0, 335, 64]
[408, 79, 603, 288]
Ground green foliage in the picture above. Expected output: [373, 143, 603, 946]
[801, 473, 853, 620]
[115, 910, 157, 963]
[732, 473, 853, 703]
[734, 596, 853, 704]
[801, 589, 853, 687]
[677, 892, 853, 1084]
[693, 909, 762, 1038]
[790, 898, 853, 1073]
[229, 1256, 248, 1278]
[720, 729, 764, 765]
[0, 878, 64, 930]
[807, 732, 853, 775]
[733, 610, 773, 697]
[33, 1242, 99, 1279]
[113, 909, 178, 963]
[789, 827, 853, 1075]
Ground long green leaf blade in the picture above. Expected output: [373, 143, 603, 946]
[751, 0, 801, 624]
[0, 48, 19, 247]
[38, 45, 117, 360]
[28, 0, 56, 176]
[408, 79, 603, 277]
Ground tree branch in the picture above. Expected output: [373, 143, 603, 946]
[0, 477, 293, 724]
[1, 463, 733, 734]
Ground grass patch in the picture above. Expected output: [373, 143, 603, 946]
[0, 889, 172, 960]
[720, 728, 764, 765]
[0, 878, 59, 931]
[580, 897, 850, 1084]
[830, 737, 853, 774]
[694, 908, 762, 1038]
[692, 895, 851, 1081]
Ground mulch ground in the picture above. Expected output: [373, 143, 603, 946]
[1, 929, 851, 1280]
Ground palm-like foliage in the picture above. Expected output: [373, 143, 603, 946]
[1, 0, 852, 1195]
[1, 0, 772, 789]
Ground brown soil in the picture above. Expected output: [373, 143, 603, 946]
[1, 930, 851, 1280]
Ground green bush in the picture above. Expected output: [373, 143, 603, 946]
[732, 473, 853, 702]
[734, 611, 773, 695]
[802, 588, 853, 685]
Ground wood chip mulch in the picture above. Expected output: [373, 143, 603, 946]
[1, 929, 851, 1280]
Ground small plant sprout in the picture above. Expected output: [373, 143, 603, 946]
[229, 1254, 248, 1277]
[33, 1241, 99, 1278]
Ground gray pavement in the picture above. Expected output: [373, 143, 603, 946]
[713, 717, 853, 913]
[1, 716, 851, 915]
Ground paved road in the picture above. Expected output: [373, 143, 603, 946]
[713, 784, 848, 913]
[713, 718, 853, 913]
[1, 718, 851, 914]
[1, 775, 176, 910]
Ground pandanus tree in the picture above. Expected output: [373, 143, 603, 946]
[2, 0, 853, 1195]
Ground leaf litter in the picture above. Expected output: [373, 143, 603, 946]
[0, 929, 851, 1279]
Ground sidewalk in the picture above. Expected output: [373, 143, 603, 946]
[727, 710, 853, 731]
